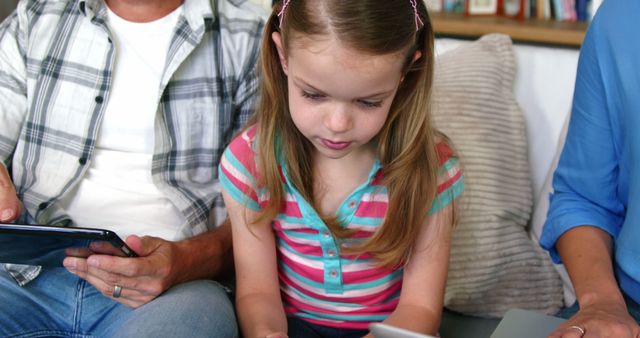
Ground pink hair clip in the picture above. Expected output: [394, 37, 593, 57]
[277, 1, 422, 31]
[277, 0, 291, 28]
[410, 0, 424, 31]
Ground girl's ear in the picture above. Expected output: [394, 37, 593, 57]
[412, 50, 422, 64]
[401, 50, 423, 82]
[271, 31, 288, 76]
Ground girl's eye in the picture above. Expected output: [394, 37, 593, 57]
[358, 100, 382, 108]
[301, 91, 325, 101]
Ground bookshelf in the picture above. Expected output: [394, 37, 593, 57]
[430, 12, 588, 47]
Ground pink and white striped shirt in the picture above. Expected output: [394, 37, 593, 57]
[219, 126, 463, 329]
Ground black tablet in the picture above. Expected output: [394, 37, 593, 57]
[0, 223, 137, 267]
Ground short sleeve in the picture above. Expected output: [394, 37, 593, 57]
[429, 142, 464, 214]
[218, 126, 262, 211]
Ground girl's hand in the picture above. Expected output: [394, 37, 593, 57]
[265, 332, 288, 338]
[548, 301, 640, 338]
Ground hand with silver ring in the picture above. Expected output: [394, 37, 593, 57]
[569, 325, 585, 336]
[112, 284, 122, 298]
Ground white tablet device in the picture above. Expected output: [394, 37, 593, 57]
[369, 323, 437, 338]
[490, 308, 565, 338]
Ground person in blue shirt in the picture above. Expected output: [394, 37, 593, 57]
[541, 0, 640, 337]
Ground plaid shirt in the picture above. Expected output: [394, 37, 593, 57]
[0, 0, 266, 285]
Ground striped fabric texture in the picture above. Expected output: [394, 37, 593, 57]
[220, 126, 464, 329]
[0, 0, 266, 285]
[432, 34, 564, 317]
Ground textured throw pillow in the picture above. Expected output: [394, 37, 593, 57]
[432, 34, 563, 317]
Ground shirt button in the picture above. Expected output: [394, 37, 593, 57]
[95, 96, 104, 104]
[322, 231, 330, 238]
[330, 269, 337, 278]
[38, 202, 48, 210]
[78, 157, 87, 165]
[348, 200, 356, 208]
[328, 250, 335, 257]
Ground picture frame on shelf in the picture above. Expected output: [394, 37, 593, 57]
[467, 0, 498, 14]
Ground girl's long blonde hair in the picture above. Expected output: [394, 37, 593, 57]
[251, 0, 444, 267]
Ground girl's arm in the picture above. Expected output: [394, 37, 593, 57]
[223, 189, 288, 338]
[366, 203, 454, 337]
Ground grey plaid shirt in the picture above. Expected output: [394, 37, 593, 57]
[0, 0, 266, 285]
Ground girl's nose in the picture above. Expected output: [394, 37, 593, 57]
[325, 105, 353, 134]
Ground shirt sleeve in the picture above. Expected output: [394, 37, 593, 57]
[0, 6, 28, 166]
[218, 126, 263, 211]
[429, 142, 464, 215]
[229, 7, 266, 138]
[539, 12, 625, 263]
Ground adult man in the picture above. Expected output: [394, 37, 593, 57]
[0, 0, 265, 336]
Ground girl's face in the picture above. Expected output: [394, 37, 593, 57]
[273, 32, 414, 162]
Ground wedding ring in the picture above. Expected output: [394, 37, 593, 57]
[569, 325, 585, 336]
[112, 284, 122, 298]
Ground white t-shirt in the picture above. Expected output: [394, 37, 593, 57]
[57, 5, 187, 241]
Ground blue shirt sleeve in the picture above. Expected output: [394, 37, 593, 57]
[539, 12, 626, 263]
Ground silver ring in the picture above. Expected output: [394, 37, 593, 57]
[569, 325, 585, 336]
[112, 284, 122, 298]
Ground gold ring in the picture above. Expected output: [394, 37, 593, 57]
[569, 325, 585, 336]
[112, 284, 122, 298]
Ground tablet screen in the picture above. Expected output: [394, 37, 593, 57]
[0, 224, 136, 267]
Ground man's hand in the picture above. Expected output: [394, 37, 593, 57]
[0, 164, 21, 222]
[64, 235, 179, 308]
[63, 221, 233, 308]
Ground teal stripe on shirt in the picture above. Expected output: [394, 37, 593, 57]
[219, 168, 261, 211]
[294, 311, 389, 322]
[280, 261, 403, 291]
[222, 147, 257, 188]
[429, 176, 464, 215]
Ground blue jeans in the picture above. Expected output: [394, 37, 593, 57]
[0, 267, 237, 338]
[287, 316, 369, 338]
[556, 293, 640, 324]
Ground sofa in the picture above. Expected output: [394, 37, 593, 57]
[0, 2, 581, 337]
[432, 35, 580, 337]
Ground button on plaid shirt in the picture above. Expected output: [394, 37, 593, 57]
[0, 0, 266, 285]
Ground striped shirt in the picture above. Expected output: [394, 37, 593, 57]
[219, 126, 464, 329]
[0, 0, 266, 285]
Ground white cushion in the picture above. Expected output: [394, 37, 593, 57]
[433, 34, 564, 317]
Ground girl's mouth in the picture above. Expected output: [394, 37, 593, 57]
[321, 139, 352, 150]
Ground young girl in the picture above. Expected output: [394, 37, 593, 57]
[219, 1, 463, 337]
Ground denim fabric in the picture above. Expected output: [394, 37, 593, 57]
[0, 267, 237, 338]
[287, 316, 369, 338]
[556, 293, 640, 324]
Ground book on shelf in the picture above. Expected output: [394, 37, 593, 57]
[444, 0, 466, 13]
[432, 0, 599, 22]
[575, 0, 587, 21]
